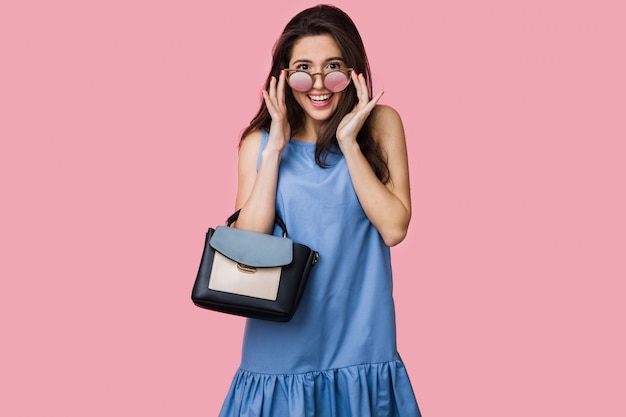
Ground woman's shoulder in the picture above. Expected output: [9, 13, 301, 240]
[239, 129, 265, 153]
[369, 104, 405, 145]
[241, 128, 264, 144]
[237, 130, 267, 174]
[372, 103, 402, 120]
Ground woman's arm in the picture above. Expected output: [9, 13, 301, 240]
[233, 130, 279, 234]
[340, 105, 411, 246]
[233, 72, 291, 234]
[336, 72, 411, 246]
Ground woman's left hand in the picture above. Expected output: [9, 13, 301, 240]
[336, 71, 384, 149]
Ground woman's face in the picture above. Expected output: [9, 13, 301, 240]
[287, 34, 347, 124]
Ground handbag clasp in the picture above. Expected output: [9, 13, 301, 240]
[237, 263, 257, 274]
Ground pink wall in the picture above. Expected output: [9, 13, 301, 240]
[1, 1, 624, 416]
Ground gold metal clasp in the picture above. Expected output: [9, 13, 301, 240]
[237, 263, 257, 274]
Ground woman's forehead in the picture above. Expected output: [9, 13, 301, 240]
[290, 35, 343, 63]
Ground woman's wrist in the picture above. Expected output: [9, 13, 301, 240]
[261, 146, 284, 163]
[338, 138, 361, 157]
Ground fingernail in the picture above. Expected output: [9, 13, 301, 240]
[279, 70, 283, 76]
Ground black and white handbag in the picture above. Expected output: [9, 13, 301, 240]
[191, 210, 318, 322]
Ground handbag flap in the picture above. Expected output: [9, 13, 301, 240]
[209, 226, 293, 267]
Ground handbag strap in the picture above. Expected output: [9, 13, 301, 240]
[226, 209, 288, 238]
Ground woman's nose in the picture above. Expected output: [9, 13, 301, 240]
[311, 73, 325, 90]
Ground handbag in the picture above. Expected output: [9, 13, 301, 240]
[191, 210, 318, 322]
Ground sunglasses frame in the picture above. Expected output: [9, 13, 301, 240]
[283, 68, 354, 93]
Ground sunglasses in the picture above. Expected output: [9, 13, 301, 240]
[283, 68, 354, 93]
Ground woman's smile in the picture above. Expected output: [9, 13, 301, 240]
[307, 93, 334, 107]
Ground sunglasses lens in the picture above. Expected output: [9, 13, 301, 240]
[288, 72, 313, 92]
[324, 71, 350, 92]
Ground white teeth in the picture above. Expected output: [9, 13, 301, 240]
[308, 94, 331, 102]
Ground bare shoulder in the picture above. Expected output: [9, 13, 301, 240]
[369, 104, 406, 148]
[239, 129, 263, 154]
[371, 104, 403, 124]
[238, 130, 264, 176]
[238, 129, 264, 165]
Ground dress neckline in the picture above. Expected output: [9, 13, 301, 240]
[289, 138, 317, 148]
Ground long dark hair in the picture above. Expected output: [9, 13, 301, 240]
[240, 4, 389, 183]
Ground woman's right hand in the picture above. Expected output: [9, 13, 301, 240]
[262, 70, 291, 153]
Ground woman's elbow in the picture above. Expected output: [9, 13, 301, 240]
[381, 226, 409, 247]
[374, 206, 411, 246]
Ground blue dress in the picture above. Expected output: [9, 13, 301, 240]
[218, 131, 421, 417]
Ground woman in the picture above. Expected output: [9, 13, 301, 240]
[219, 5, 421, 416]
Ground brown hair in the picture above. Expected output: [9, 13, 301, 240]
[240, 4, 389, 183]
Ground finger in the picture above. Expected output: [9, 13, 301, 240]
[360, 74, 370, 101]
[262, 88, 280, 117]
[352, 72, 368, 106]
[351, 71, 364, 102]
[268, 76, 277, 102]
[363, 90, 384, 113]
[262, 91, 275, 114]
[277, 70, 287, 106]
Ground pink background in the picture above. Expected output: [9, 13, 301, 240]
[1, 0, 624, 416]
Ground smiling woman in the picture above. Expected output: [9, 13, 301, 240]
[214, 5, 420, 417]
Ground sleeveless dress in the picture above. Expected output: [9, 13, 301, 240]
[218, 131, 421, 417]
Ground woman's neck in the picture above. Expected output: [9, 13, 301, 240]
[294, 118, 326, 143]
